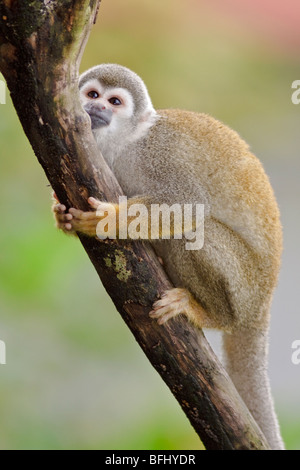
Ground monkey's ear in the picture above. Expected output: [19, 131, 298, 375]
[139, 109, 156, 123]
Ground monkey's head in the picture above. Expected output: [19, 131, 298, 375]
[79, 64, 157, 150]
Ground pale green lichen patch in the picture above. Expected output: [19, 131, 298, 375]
[104, 250, 131, 282]
[104, 256, 112, 268]
[114, 250, 131, 282]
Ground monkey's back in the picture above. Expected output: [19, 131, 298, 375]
[114, 109, 282, 330]
[156, 109, 282, 261]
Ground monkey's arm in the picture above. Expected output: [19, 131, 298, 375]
[53, 194, 195, 239]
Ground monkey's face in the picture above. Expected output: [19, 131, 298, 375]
[79, 79, 135, 133]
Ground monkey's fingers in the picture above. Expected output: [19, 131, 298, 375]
[66, 202, 116, 237]
[68, 207, 99, 236]
[88, 197, 102, 209]
[53, 206, 73, 232]
[69, 207, 99, 220]
[53, 203, 67, 214]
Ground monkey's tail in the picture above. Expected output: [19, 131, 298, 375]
[222, 328, 285, 450]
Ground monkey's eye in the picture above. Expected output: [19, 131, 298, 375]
[108, 97, 122, 106]
[87, 90, 99, 99]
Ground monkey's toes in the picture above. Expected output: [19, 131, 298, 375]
[149, 307, 180, 325]
[149, 289, 185, 325]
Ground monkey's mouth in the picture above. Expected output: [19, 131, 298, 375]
[84, 104, 113, 129]
[90, 114, 111, 129]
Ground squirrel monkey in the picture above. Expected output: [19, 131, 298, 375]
[53, 64, 284, 449]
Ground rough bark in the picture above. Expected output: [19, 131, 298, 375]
[0, 0, 269, 450]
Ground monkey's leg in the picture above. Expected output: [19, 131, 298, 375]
[149, 288, 218, 329]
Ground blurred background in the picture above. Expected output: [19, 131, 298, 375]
[0, 0, 299, 450]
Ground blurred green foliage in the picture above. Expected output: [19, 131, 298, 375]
[0, 0, 299, 450]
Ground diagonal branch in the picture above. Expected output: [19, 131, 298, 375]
[0, 0, 269, 450]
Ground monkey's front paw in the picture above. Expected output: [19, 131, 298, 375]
[52, 196, 100, 236]
[52, 196, 116, 238]
[68, 197, 116, 238]
[149, 288, 192, 325]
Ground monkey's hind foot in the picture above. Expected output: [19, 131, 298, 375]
[149, 288, 211, 329]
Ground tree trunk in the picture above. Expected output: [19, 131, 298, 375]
[0, 0, 269, 450]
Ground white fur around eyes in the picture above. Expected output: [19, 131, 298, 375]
[80, 81, 134, 118]
[79, 79, 103, 105]
[104, 87, 134, 116]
